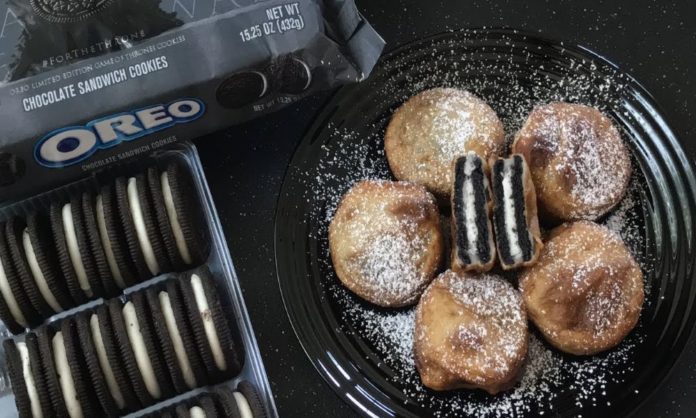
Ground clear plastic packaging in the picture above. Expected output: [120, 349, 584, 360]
[0, 142, 277, 417]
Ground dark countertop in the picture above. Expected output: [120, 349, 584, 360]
[194, 1, 696, 416]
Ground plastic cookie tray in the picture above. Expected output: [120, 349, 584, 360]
[0, 142, 278, 417]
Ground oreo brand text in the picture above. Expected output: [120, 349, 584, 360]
[34, 98, 205, 168]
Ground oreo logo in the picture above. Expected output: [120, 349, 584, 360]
[35, 99, 205, 168]
[30, 0, 116, 23]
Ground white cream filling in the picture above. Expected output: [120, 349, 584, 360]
[23, 230, 62, 312]
[127, 178, 160, 275]
[90, 315, 125, 409]
[0, 255, 27, 327]
[159, 291, 197, 388]
[62, 204, 92, 298]
[18, 343, 43, 418]
[189, 406, 206, 418]
[190, 274, 227, 371]
[161, 172, 193, 265]
[52, 332, 83, 418]
[502, 161, 523, 263]
[122, 302, 161, 399]
[96, 195, 127, 289]
[462, 157, 481, 265]
[233, 392, 254, 418]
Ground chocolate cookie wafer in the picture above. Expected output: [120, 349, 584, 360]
[179, 270, 244, 382]
[23, 211, 74, 311]
[162, 162, 210, 266]
[130, 290, 175, 399]
[451, 153, 496, 273]
[237, 381, 268, 418]
[147, 167, 186, 271]
[97, 184, 139, 289]
[0, 222, 39, 333]
[115, 176, 153, 280]
[93, 304, 142, 412]
[60, 317, 102, 417]
[4, 338, 51, 418]
[49, 202, 90, 304]
[6, 217, 54, 318]
[25, 333, 53, 418]
[74, 311, 120, 417]
[82, 192, 120, 298]
[69, 196, 107, 298]
[491, 154, 543, 270]
[35, 326, 70, 417]
[145, 284, 200, 393]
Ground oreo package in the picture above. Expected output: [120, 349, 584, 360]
[0, 0, 384, 203]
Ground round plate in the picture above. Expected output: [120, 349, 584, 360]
[275, 29, 696, 417]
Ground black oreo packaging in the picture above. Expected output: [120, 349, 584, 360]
[0, 0, 384, 203]
[0, 143, 279, 417]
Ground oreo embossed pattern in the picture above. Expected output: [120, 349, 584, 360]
[275, 30, 696, 417]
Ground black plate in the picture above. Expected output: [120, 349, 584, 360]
[274, 29, 696, 417]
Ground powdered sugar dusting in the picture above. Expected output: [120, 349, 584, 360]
[298, 32, 654, 417]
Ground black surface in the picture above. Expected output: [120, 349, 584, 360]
[193, 1, 696, 417]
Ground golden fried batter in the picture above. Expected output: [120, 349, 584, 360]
[414, 271, 528, 394]
[512, 102, 631, 222]
[385, 88, 505, 203]
[519, 221, 644, 355]
[329, 180, 443, 307]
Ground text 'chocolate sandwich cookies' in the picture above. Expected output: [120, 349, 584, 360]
[0, 161, 210, 334]
[4, 269, 245, 417]
[451, 153, 496, 272]
[491, 155, 543, 270]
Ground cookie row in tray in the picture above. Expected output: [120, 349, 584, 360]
[0, 161, 209, 334]
[5, 269, 249, 418]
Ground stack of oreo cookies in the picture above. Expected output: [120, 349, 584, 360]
[4, 269, 243, 417]
[142, 383, 267, 418]
[0, 161, 210, 334]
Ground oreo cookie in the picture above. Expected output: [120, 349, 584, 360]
[214, 387, 242, 418]
[147, 167, 186, 271]
[75, 311, 120, 417]
[2, 340, 41, 418]
[93, 303, 142, 412]
[165, 279, 209, 386]
[24, 212, 75, 311]
[279, 56, 312, 94]
[98, 184, 139, 289]
[35, 325, 69, 417]
[216, 71, 268, 108]
[60, 317, 102, 417]
[115, 176, 151, 280]
[82, 192, 120, 298]
[110, 297, 170, 407]
[237, 381, 267, 418]
[70, 195, 107, 297]
[25, 333, 53, 418]
[196, 395, 220, 418]
[174, 403, 192, 418]
[49, 202, 89, 305]
[0, 222, 39, 333]
[145, 285, 201, 393]
[130, 291, 175, 399]
[5, 217, 54, 318]
[135, 173, 172, 274]
[163, 162, 210, 266]
[179, 270, 244, 382]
